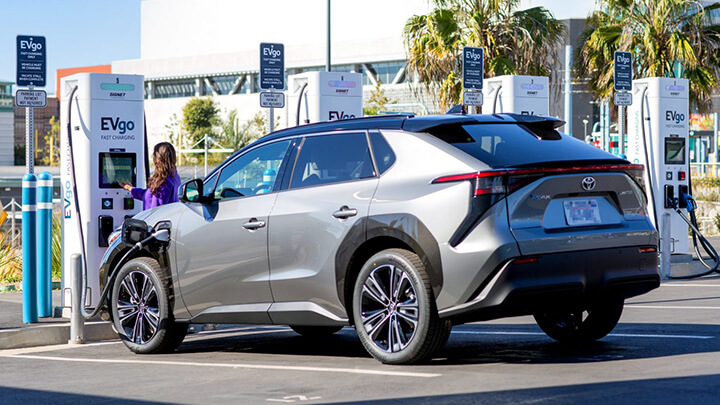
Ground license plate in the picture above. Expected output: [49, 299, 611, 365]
[563, 199, 601, 226]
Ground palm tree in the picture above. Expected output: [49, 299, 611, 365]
[403, 0, 566, 112]
[576, 0, 720, 111]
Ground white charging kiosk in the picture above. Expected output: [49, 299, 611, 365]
[481, 75, 549, 116]
[287, 71, 363, 125]
[60, 73, 147, 310]
[627, 77, 689, 254]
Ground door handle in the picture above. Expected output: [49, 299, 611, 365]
[242, 218, 266, 230]
[333, 206, 358, 219]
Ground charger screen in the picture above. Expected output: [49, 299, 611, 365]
[664, 138, 685, 165]
[99, 153, 137, 188]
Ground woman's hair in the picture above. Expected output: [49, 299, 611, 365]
[149, 142, 177, 195]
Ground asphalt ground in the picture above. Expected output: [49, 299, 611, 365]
[1, 276, 719, 404]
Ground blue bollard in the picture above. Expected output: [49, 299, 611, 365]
[37, 171, 53, 318]
[22, 173, 38, 323]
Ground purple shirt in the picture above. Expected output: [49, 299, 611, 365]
[131, 173, 181, 210]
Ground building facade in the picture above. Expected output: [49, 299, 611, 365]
[0, 82, 14, 166]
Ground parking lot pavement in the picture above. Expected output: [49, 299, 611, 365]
[0, 277, 718, 404]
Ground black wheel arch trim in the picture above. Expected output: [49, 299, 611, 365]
[99, 226, 174, 313]
[335, 213, 443, 319]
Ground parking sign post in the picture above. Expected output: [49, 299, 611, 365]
[260, 43, 285, 133]
[614, 51, 633, 155]
[462, 46, 484, 112]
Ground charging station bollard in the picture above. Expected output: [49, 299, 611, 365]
[37, 172, 53, 317]
[22, 173, 38, 323]
[69, 253, 85, 344]
[661, 213, 672, 279]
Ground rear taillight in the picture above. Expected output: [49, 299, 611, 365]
[433, 171, 506, 196]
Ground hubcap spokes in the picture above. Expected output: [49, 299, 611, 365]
[360, 264, 418, 353]
[117, 271, 159, 344]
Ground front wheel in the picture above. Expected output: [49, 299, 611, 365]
[353, 249, 451, 365]
[533, 299, 624, 344]
[110, 257, 186, 354]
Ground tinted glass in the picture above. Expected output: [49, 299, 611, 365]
[290, 133, 375, 189]
[213, 140, 290, 200]
[430, 124, 623, 168]
[370, 131, 396, 174]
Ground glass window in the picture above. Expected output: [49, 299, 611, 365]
[289, 133, 375, 189]
[370, 132, 396, 174]
[428, 124, 622, 168]
[213, 140, 290, 200]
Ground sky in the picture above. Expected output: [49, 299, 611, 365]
[0, 0, 142, 94]
[0, 0, 596, 96]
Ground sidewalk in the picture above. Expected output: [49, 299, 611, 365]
[0, 291, 116, 350]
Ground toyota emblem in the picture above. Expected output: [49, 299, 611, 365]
[581, 176, 596, 191]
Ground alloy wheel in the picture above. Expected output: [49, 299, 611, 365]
[116, 270, 160, 344]
[360, 264, 419, 353]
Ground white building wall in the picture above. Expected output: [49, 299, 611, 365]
[0, 111, 14, 165]
[140, 0, 429, 61]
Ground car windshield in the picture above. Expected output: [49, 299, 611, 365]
[429, 123, 623, 168]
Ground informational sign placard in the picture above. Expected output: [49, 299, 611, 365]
[463, 91, 483, 106]
[462, 46, 484, 90]
[16, 35, 46, 87]
[15, 90, 47, 107]
[614, 51, 632, 92]
[260, 42, 285, 90]
[260, 91, 285, 108]
[614, 91, 632, 106]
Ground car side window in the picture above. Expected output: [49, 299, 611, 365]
[289, 133, 375, 189]
[213, 140, 291, 200]
[370, 131, 396, 174]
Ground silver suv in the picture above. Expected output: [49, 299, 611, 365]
[99, 113, 660, 364]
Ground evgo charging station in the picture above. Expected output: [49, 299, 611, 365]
[60, 73, 147, 313]
[627, 77, 690, 255]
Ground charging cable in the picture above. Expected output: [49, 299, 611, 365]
[666, 190, 720, 279]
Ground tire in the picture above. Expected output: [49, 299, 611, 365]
[352, 249, 451, 365]
[110, 257, 186, 354]
[290, 325, 343, 337]
[533, 299, 624, 344]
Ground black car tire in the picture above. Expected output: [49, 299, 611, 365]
[290, 325, 343, 337]
[353, 249, 451, 365]
[533, 299, 624, 343]
[111, 257, 186, 354]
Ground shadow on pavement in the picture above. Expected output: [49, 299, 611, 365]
[0, 386, 177, 405]
[173, 322, 720, 366]
[334, 373, 720, 404]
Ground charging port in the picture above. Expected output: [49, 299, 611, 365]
[664, 185, 676, 208]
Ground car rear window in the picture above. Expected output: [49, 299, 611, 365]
[429, 123, 623, 168]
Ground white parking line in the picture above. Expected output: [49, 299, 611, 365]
[662, 284, 720, 287]
[0, 341, 122, 357]
[8, 355, 442, 378]
[452, 331, 714, 339]
[626, 305, 720, 310]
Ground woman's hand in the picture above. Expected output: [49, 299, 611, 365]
[118, 181, 134, 191]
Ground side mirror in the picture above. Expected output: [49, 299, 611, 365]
[122, 219, 149, 245]
[179, 179, 204, 203]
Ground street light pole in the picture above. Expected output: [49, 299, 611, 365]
[326, 0, 331, 72]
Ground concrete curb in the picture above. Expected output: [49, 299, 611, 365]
[0, 321, 117, 350]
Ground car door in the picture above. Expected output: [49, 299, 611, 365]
[268, 132, 379, 321]
[174, 140, 292, 320]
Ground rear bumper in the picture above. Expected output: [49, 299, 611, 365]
[439, 246, 659, 323]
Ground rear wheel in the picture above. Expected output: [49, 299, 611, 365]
[290, 325, 343, 337]
[353, 249, 451, 365]
[110, 257, 186, 354]
[533, 299, 624, 344]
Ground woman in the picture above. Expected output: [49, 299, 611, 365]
[120, 142, 181, 210]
